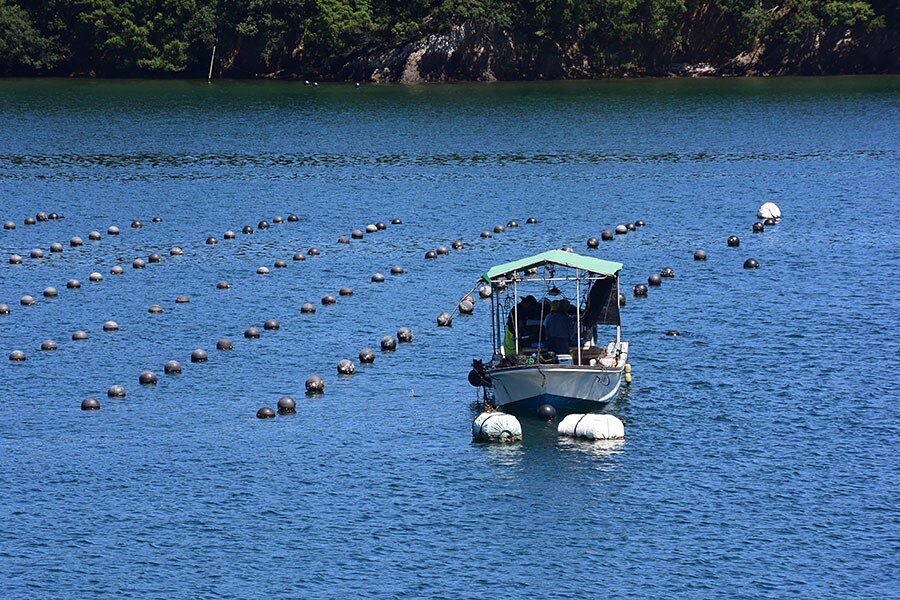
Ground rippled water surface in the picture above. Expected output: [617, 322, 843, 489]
[1, 78, 898, 598]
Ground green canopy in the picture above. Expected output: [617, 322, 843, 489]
[482, 250, 623, 281]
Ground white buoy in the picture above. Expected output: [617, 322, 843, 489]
[558, 414, 624, 440]
[757, 202, 782, 220]
[472, 412, 522, 443]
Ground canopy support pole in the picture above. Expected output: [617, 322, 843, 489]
[513, 279, 519, 355]
[576, 268, 582, 366]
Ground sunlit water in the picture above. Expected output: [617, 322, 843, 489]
[1, 78, 898, 597]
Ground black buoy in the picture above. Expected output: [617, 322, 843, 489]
[390, 265, 404, 275]
[493, 224, 506, 233]
[277, 396, 296, 414]
[20, 295, 35, 306]
[41, 339, 58, 351]
[256, 266, 270, 275]
[107, 385, 126, 398]
[170, 246, 183, 255]
[191, 349, 208, 363]
[424, 251, 437, 260]
[458, 300, 475, 314]
[660, 267, 675, 278]
[132, 258, 146, 269]
[451, 240, 464, 250]
[300, 303, 316, 314]
[339, 286, 353, 296]
[81, 397, 100, 411]
[337, 359, 355, 375]
[72, 330, 89, 341]
[480, 230, 492, 238]
[727, 235, 740, 247]
[381, 335, 397, 351]
[3, 220, 14, 230]
[139, 370, 158, 384]
[437, 312, 453, 327]
[9, 350, 26, 361]
[50, 242, 63, 253]
[257, 406, 276, 419]
[526, 217, 537, 224]
[619, 293, 626, 307]
[148, 253, 161, 263]
[743, 258, 760, 269]
[103, 321, 119, 331]
[242, 225, 254, 234]
[216, 338, 233, 350]
[507, 220, 519, 228]
[376, 221, 387, 230]
[359, 348, 376, 364]
[478, 285, 492, 299]
[36, 211, 48, 222]
[30, 248, 44, 259]
[216, 280, 231, 289]
[224, 230, 236, 239]
[436, 245, 449, 255]
[665, 330, 681, 337]
[321, 294, 336, 305]
[152, 217, 162, 223]
[49, 212, 60, 220]
[648, 273, 662, 286]
[633, 283, 648, 297]
[164, 360, 182, 374]
[351, 229, 364, 239]
[264, 319, 280, 330]
[752, 222, 765, 233]
[391, 218, 402, 225]
[635, 220, 645, 227]
[88, 231, 101, 241]
[258, 220, 270, 230]
[107, 226, 120, 235]
[89, 272, 103, 282]
[9, 254, 22, 264]
[293, 252, 306, 261]
[206, 237, 217, 245]
[148, 304, 163, 314]
[274, 259, 287, 268]
[307, 248, 320, 256]
[110, 265, 124, 275]
[694, 249, 707, 261]
[626, 223, 636, 231]
[24, 217, 36, 225]
[70, 236, 83, 247]
[305, 375, 325, 395]
[287, 214, 299, 222]
[273, 216, 284, 224]
[0, 304, 10, 315]
[131, 220, 142, 229]
[615, 225, 627, 235]
[43, 287, 58, 297]
[536, 404, 557, 421]
[371, 273, 385, 283]
[338, 235, 350, 244]
[397, 327, 413, 343]
[764, 218, 776, 226]
[365, 224, 378, 233]
[587, 237, 599, 249]
[244, 327, 261, 338]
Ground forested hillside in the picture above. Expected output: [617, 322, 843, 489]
[1, 0, 897, 80]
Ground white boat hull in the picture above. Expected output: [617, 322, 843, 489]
[486, 365, 623, 414]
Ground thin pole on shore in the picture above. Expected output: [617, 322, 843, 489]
[208, 45, 216, 83]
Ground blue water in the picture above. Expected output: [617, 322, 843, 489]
[1, 78, 898, 598]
